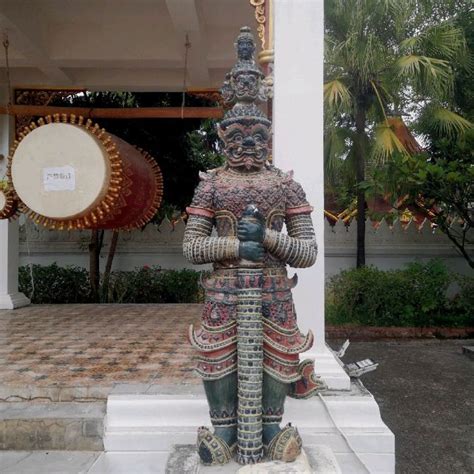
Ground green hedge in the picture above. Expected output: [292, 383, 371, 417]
[19, 263, 92, 304]
[326, 260, 473, 327]
[19, 261, 473, 328]
[105, 266, 203, 303]
[19, 264, 202, 304]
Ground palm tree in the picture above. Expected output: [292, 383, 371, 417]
[324, 0, 471, 267]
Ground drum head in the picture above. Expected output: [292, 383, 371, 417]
[11, 123, 111, 220]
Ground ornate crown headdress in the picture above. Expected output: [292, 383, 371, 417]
[219, 27, 270, 129]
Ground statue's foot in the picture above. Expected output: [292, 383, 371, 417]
[197, 426, 236, 465]
[265, 423, 302, 463]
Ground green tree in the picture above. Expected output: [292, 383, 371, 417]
[379, 9, 474, 268]
[324, 0, 471, 267]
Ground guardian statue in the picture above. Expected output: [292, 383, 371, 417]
[183, 26, 322, 466]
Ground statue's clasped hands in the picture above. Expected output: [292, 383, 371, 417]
[237, 205, 265, 262]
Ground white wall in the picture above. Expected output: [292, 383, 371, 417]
[272, 0, 326, 347]
[18, 219, 472, 277]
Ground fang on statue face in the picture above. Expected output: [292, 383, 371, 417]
[219, 122, 271, 172]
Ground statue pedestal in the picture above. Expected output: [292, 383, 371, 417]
[304, 345, 351, 390]
[165, 445, 340, 473]
[104, 382, 394, 473]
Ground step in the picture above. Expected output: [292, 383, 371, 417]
[86, 445, 342, 474]
[0, 402, 105, 450]
[104, 381, 395, 473]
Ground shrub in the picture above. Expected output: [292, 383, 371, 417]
[19, 263, 91, 304]
[401, 260, 451, 326]
[326, 260, 471, 327]
[105, 266, 202, 303]
[444, 274, 474, 327]
[156, 268, 203, 303]
[19, 264, 203, 304]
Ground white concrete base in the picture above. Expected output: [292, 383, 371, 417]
[303, 345, 351, 391]
[239, 447, 340, 474]
[0, 219, 30, 310]
[164, 445, 340, 473]
[88, 451, 170, 474]
[104, 382, 394, 474]
[0, 292, 30, 310]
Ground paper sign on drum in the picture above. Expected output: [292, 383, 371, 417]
[43, 166, 76, 192]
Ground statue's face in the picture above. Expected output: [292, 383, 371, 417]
[219, 122, 271, 172]
[237, 38, 255, 61]
[233, 72, 259, 101]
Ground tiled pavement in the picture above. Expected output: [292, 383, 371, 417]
[0, 304, 202, 401]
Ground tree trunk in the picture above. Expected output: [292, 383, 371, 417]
[355, 103, 367, 268]
[101, 230, 120, 302]
[89, 229, 104, 302]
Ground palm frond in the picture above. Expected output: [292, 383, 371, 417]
[420, 107, 473, 138]
[401, 24, 465, 61]
[324, 126, 354, 176]
[397, 54, 453, 96]
[324, 79, 352, 111]
[372, 123, 409, 162]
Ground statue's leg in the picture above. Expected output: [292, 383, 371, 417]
[197, 372, 238, 465]
[203, 373, 238, 445]
[262, 372, 302, 462]
[262, 373, 288, 445]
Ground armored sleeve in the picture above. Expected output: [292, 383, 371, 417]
[183, 176, 240, 264]
[263, 178, 317, 268]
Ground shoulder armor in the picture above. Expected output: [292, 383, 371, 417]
[199, 167, 224, 181]
[198, 170, 213, 181]
[264, 164, 291, 179]
[281, 169, 294, 184]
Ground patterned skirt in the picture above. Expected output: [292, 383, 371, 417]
[188, 267, 315, 390]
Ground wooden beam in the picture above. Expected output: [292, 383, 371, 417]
[0, 105, 224, 120]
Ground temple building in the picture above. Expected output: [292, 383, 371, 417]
[0, 1, 396, 472]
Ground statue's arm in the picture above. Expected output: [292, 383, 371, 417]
[183, 213, 240, 264]
[262, 177, 317, 268]
[263, 213, 317, 268]
[182, 176, 239, 265]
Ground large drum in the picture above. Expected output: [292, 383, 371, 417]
[7, 114, 163, 230]
[0, 188, 18, 220]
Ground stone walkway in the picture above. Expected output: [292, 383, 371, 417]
[1, 305, 472, 472]
[0, 304, 201, 401]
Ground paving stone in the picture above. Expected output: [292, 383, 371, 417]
[64, 422, 87, 450]
[0, 402, 105, 420]
[0, 304, 202, 401]
[0, 420, 5, 449]
[110, 383, 151, 395]
[83, 419, 103, 438]
[0, 451, 100, 473]
[0, 402, 105, 450]
[3, 420, 37, 450]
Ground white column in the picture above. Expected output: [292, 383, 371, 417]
[0, 91, 30, 310]
[273, 0, 349, 388]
